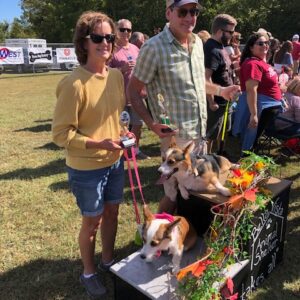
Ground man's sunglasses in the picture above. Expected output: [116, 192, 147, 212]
[222, 29, 235, 35]
[119, 28, 132, 33]
[176, 8, 200, 18]
[86, 33, 116, 44]
[255, 41, 270, 46]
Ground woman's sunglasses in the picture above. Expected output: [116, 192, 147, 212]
[119, 28, 132, 33]
[86, 33, 116, 44]
[176, 8, 200, 18]
[255, 41, 270, 46]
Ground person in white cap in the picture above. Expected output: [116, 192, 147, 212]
[292, 34, 300, 75]
[127, 0, 240, 213]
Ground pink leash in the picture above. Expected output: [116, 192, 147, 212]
[123, 147, 146, 224]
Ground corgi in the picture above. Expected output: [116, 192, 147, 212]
[157, 138, 234, 201]
[140, 205, 197, 274]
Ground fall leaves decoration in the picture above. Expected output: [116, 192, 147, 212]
[176, 152, 277, 299]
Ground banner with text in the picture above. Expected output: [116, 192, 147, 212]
[0, 47, 24, 64]
[56, 48, 78, 63]
[28, 47, 53, 64]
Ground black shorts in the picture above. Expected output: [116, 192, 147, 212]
[206, 103, 232, 140]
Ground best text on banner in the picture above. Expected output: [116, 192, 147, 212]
[0, 47, 24, 64]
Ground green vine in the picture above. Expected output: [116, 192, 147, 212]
[177, 153, 278, 300]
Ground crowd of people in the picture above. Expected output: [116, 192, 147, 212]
[51, 0, 300, 298]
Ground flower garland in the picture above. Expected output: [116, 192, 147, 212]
[176, 152, 278, 300]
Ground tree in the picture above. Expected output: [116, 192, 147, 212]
[20, 0, 103, 42]
[0, 21, 9, 43]
[9, 17, 36, 38]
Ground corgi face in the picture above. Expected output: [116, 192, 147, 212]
[158, 139, 195, 179]
[140, 205, 181, 262]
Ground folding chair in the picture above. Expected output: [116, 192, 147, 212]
[256, 114, 300, 158]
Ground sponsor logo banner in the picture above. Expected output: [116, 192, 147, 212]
[56, 48, 78, 63]
[28, 47, 53, 64]
[0, 47, 24, 64]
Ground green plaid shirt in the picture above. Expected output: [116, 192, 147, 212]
[133, 24, 207, 140]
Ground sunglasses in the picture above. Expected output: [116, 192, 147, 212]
[176, 8, 200, 18]
[255, 41, 270, 46]
[222, 29, 235, 35]
[119, 28, 132, 33]
[86, 33, 115, 44]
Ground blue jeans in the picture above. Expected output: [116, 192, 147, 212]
[67, 158, 124, 217]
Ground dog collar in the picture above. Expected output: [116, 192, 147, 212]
[154, 213, 175, 223]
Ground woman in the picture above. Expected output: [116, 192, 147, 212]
[225, 31, 242, 83]
[276, 76, 300, 128]
[273, 41, 293, 74]
[232, 33, 282, 153]
[267, 38, 280, 66]
[52, 11, 126, 298]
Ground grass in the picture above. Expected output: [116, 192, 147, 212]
[0, 72, 299, 300]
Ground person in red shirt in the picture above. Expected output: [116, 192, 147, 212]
[232, 32, 282, 153]
[291, 34, 300, 75]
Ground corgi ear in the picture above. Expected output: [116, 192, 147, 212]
[169, 136, 177, 148]
[164, 218, 181, 237]
[143, 205, 154, 222]
[183, 141, 195, 155]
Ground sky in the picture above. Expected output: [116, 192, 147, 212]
[0, 0, 22, 23]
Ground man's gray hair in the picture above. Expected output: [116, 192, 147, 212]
[130, 32, 144, 44]
[117, 19, 132, 28]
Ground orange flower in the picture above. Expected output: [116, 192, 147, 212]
[254, 161, 265, 171]
[176, 260, 213, 281]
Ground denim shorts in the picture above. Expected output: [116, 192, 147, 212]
[67, 158, 124, 217]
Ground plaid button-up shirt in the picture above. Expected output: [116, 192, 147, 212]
[133, 24, 207, 140]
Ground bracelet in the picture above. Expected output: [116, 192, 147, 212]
[216, 86, 222, 97]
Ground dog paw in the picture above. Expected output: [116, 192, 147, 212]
[172, 266, 180, 274]
[221, 188, 232, 196]
[180, 190, 190, 200]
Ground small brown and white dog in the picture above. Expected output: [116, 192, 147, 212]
[157, 138, 234, 201]
[140, 205, 197, 274]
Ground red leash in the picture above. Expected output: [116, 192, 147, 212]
[123, 146, 146, 224]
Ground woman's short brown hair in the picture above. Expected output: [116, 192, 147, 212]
[287, 76, 300, 95]
[73, 11, 116, 65]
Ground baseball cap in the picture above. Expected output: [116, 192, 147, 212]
[166, 0, 199, 9]
[292, 34, 299, 40]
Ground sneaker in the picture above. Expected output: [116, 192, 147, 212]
[98, 259, 115, 273]
[136, 151, 150, 160]
[79, 273, 106, 299]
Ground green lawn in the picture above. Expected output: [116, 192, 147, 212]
[0, 72, 299, 299]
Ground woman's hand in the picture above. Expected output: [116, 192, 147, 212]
[98, 139, 122, 151]
[248, 114, 258, 128]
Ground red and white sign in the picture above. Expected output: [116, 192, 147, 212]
[56, 48, 77, 63]
[0, 47, 24, 64]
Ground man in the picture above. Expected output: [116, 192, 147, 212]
[204, 14, 237, 153]
[130, 32, 145, 49]
[110, 19, 150, 159]
[291, 34, 300, 75]
[127, 0, 240, 213]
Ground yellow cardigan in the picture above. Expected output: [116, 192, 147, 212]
[52, 66, 125, 170]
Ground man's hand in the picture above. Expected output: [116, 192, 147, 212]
[220, 85, 241, 101]
[208, 101, 219, 111]
[150, 123, 178, 138]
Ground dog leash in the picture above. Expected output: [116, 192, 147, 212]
[123, 146, 146, 225]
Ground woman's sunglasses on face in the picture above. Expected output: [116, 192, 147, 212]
[86, 33, 116, 44]
[119, 28, 132, 33]
[175, 7, 200, 18]
[255, 41, 270, 47]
